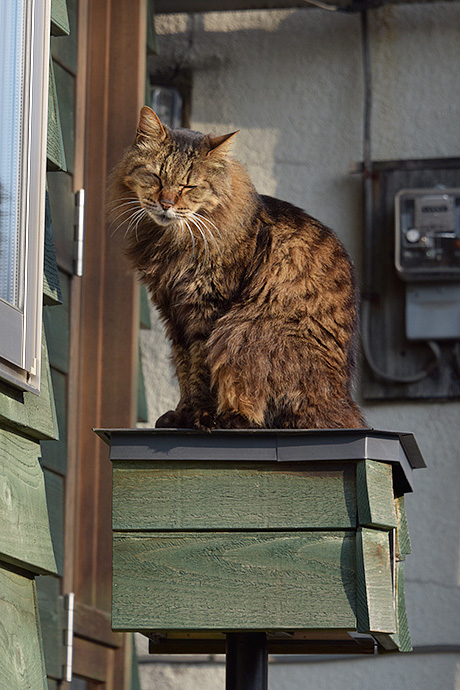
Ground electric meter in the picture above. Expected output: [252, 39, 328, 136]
[395, 188, 460, 281]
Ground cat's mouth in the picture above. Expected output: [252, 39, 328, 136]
[144, 204, 179, 227]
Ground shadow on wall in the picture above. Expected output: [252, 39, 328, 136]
[151, 10, 365, 256]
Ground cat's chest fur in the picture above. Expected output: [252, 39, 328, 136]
[146, 251, 244, 338]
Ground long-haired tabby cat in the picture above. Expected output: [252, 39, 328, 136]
[108, 106, 365, 430]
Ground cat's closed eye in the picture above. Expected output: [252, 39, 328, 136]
[179, 185, 198, 195]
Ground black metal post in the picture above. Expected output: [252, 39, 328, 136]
[226, 633, 268, 690]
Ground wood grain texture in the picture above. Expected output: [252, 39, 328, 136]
[0, 566, 48, 690]
[40, 368, 67, 475]
[42, 469, 64, 576]
[112, 461, 357, 531]
[112, 531, 356, 631]
[394, 560, 412, 652]
[0, 430, 57, 575]
[357, 460, 397, 529]
[73, 601, 122, 648]
[0, 331, 59, 442]
[395, 495, 411, 560]
[356, 528, 396, 635]
[72, 635, 110, 683]
[36, 575, 64, 680]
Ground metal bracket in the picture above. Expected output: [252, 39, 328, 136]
[74, 189, 85, 276]
[63, 592, 75, 682]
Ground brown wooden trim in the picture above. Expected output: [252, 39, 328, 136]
[74, 602, 123, 648]
[77, 0, 111, 609]
[73, 635, 112, 682]
[73, 0, 89, 193]
[63, 275, 83, 593]
[76, 0, 146, 607]
[70, 1, 146, 687]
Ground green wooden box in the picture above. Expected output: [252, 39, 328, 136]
[97, 428, 424, 655]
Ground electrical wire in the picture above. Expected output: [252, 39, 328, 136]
[301, 0, 339, 11]
[361, 300, 442, 383]
[359, 11, 441, 384]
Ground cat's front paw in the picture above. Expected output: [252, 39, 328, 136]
[193, 410, 216, 432]
[155, 409, 193, 428]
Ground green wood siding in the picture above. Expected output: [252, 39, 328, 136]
[36, 576, 64, 680]
[51, 0, 70, 37]
[47, 59, 67, 172]
[0, 566, 49, 690]
[1, 3, 71, 689]
[113, 531, 356, 631]
[0, 333, 59, 442]
[0, 429, 57, 576]
[357, 459, 398, 529]
[113, 461, 357, 531]
[356, 527, 396, 635]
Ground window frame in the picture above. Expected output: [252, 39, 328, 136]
[0, 0, 51, 394]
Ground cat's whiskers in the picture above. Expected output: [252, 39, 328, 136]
[178, 210, 222, 258]
[193, 211, 223, 243]
[189, 215, 222, 257]
[133, 208, 149, 242]
[179, 218, 196, 259]
[107, 195, 139, 211]
[175, 210, 211, 262]
[108, 200, 142, 237]
[109, 209, 141, 237]
[124, 207, 147, 240]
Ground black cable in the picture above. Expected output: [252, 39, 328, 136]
[359, 11, 440, 384]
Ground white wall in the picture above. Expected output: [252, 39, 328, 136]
[139, 6, 460, 688]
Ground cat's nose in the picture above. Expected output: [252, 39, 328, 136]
[159, 192, 176, 210]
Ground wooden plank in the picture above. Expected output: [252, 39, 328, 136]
[148, 635, 376, 655]
[112, 531, 356, 631]
[0, 330, 59, 442]
[0, 430, 57, 575]
[356, 528, 396, 635]
[395, 495, 411, 559]
[47, 174, 75, 275]
[43, 470, 65, 576]
[72, 636, 110, 683]
[43, 194, 63, 307]
[75, 0, 145, 615]
[36, 575, 64, 680]
[51, 0, 70, 36]
[44, 271, 70, 374]
[40, 368, 68, 475]
[112, 461, 357, 531]
[53, 62, 76, 175]
[357, 460, 397, 529]
[394, 560, 412, 652]
[51, 0, 78, 72]
[47, 59, 67, 172]
[73, 601, 122, 648]
[0, 566, 48, 690]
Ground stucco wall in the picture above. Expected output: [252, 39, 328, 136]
[138, 6, 460, 688]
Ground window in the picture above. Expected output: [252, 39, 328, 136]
[0, 0, 51, 392]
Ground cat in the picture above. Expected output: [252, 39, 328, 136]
[107, 106, 365, 430]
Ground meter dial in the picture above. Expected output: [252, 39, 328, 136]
[405, 228, 421, 243]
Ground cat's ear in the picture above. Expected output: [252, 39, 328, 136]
[206, 130, 239, 157]
[136, 106, 167, 143]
